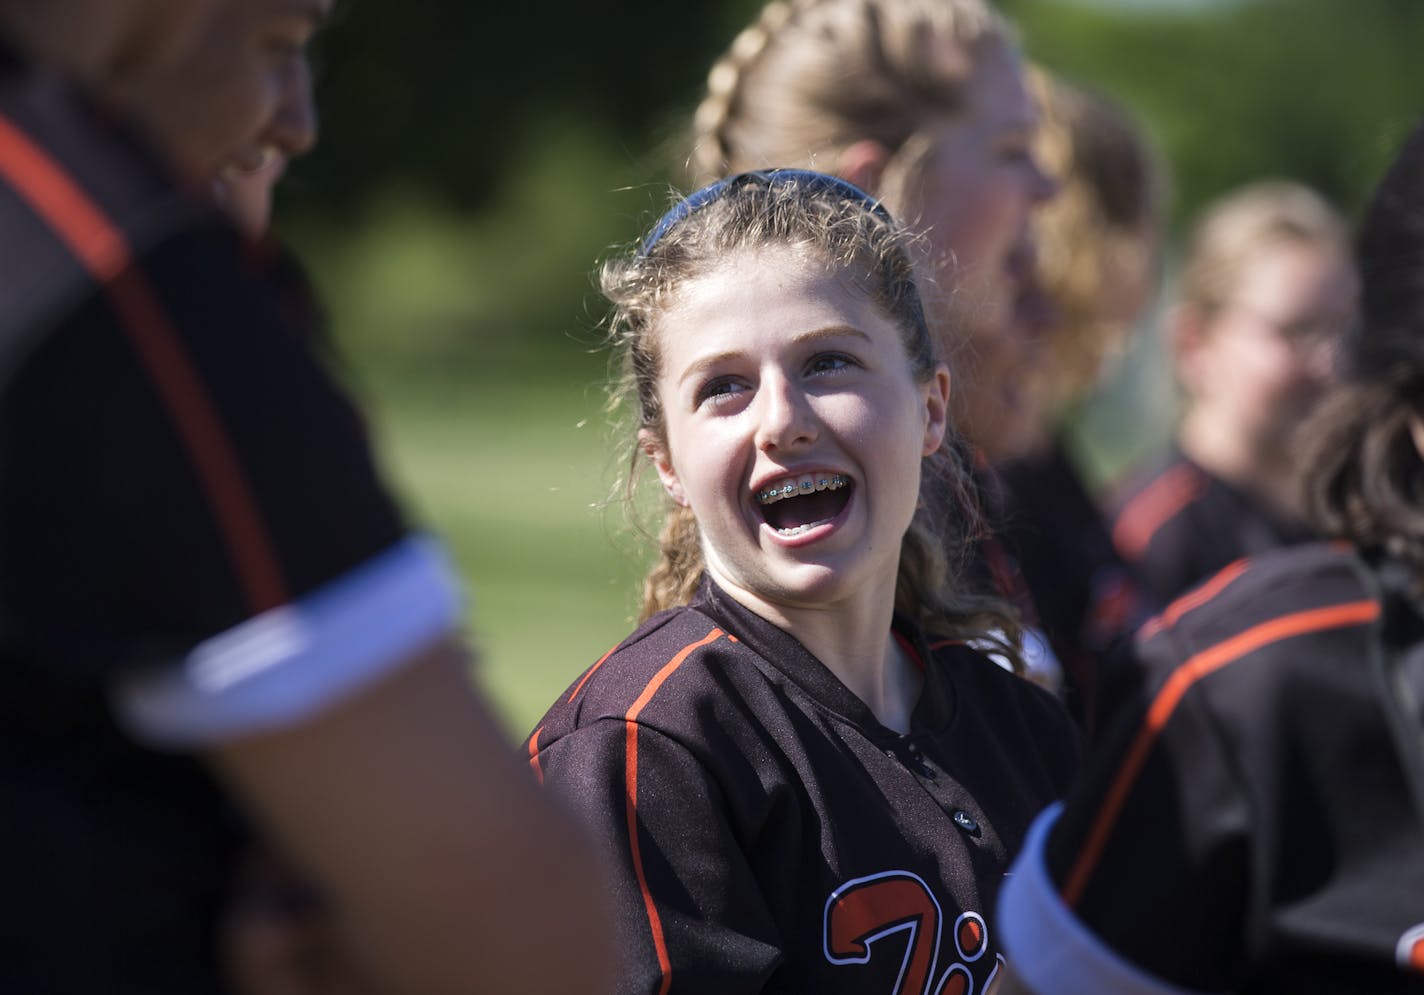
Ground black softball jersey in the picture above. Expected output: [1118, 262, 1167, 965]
[0, 42, 460, 992]
[996, 438, 1151, 731]
[1000, 542, 1424, 993]
[1110, 447, 1314, 607]
[527, 579, 1080, 994]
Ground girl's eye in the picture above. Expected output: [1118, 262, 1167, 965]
[696, 377, 747, 407]
[807, 353, 855, 376]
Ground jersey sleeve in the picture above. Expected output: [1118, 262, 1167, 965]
[997, 627, 1252, 994]
[535, 718, 783, 994]
[0, 218, 461, 745]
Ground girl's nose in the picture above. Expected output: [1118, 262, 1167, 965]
[754, 375, 818, 453]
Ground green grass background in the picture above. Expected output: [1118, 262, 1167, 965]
[288, 157, 670, 735]
[372, 383, 650, 735]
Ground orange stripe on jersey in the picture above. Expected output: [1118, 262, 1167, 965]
[569, 643, 620, 703]
[623, 627, 725, 995]
[0, 112, 287, 613]
[1061, 598, 1381, 909]
[1112, 463, 1208, 562]
[527, 726, 544, 785]
[1138, 558, 1251, 642]
[0, 115, 129, 280]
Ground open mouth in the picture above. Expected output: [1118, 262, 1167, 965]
[754, 473, 852, 536]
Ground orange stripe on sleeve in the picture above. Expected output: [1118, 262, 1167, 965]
[527, 726, 544, 785]
[0, 113, 287, 613]
[1138, 558, 1250, 642]
[1112, 463, 1208, 562]
[0, 114, 129, 281]
[1060, 599, 1381, 908]
[569, 643, 620, 703]
[623, 627, 724, 995]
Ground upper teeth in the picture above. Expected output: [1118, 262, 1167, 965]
[756, 474, 848, 505]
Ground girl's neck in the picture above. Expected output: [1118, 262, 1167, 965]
[1178, 413, 1301, 522]
[716, 576, 924, 734]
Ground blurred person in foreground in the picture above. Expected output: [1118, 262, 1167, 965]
[212, 114, 366, 995]
[995, 119, 1424, 994]
[1109, 178, 1359, 606]
[0, 2, 611, 992]
[994, 68, 1165, 729]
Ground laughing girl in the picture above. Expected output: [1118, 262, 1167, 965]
[526, 170, 1078, 994]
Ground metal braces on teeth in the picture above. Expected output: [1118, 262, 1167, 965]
[775, 522, 818, 537]
[756, 474, 848, 505]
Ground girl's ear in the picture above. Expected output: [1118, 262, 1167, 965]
[1168, 302, 1211, 399]
[921, 365, 952, 457]
[639, 428, 688, 506]
[837, 139, 892, 196]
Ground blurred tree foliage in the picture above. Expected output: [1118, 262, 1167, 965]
[290, 0, 1424, 225]
[281, 0, 1424, 389]
[268, 0, 1424, 717]
[1001, 0, 1424, 225]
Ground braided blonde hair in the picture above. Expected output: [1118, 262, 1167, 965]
[605, 174, 1024, 664]
[688, 0, 1009, 192]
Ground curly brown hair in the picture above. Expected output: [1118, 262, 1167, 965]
[1299, 120, 1424, 578]
[602, 172, 1024, 665]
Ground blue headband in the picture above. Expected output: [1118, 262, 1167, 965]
[638, 168, 892, 256]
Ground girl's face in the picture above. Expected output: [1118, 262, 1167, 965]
[1184, 240, 1358, 463]
[642, 245, 949, 619]
[905, 40, 1057, 460]
[124, 0, 325, 186]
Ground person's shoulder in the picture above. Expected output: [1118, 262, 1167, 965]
[1134, 542, 1378, 683]
[0, 54, 229, 358]
[0, 48, 198, 249]
[926, 637, 1082, 788]
[532, 605, 753, 734]
[928, 638, 1077, 730]
[1108, 450, 1212, 562]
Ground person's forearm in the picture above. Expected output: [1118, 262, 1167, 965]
[211, 639, 615, 994]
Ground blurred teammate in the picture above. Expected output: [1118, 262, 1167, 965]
[688, 0, 1057, 463]
[687, 0, 1069, 692]
[0, 1, 610, 992]
[996, 120, 1424, 994]
[995, 68, 1164, 727]
[1110, 179, 1359, 605]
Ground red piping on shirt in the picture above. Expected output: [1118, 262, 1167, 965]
[0, 112, 287, 613]
[624, 627, 725, 995]
[570, 643, 620, 703]
[527, 726, 544, 785]
[892, 629, 925, 672]
[1112, 463, 1209, 563]
[1137, 558, 1251, 642]
[1061, 598, 1382, 909]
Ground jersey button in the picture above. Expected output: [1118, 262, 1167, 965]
[952, 810, 980, 835]
[905, 742, 937, 779]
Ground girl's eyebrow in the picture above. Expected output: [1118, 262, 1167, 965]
[674, 325, 872, 388]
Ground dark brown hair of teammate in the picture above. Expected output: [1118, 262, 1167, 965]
[603, 173, 1024, 663]
[1300, 120, 1424, 575]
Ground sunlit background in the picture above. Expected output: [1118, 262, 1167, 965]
[273, 0, 1424, 732]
